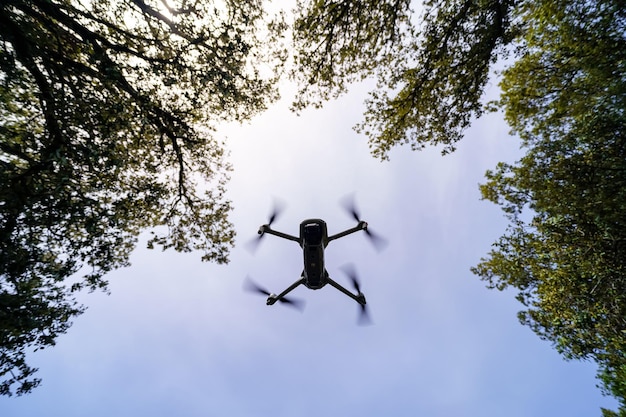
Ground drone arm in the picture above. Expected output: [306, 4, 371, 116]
[268, 277, 305, 305]
[327, 221, 367, 243]
[259, 225, 301, 244]
[326, 277, 366, 305]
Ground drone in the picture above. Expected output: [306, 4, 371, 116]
[245, 198, 387, 324]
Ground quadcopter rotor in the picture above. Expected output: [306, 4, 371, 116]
[243, 276, 304, 311]
[245, 199, 286, 253]
[340, 195, 388, 252]
[340, 264, 372, 325]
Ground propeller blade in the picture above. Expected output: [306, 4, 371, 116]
[243, 277, 305, 311]
[341, 195, 388, 251]
[245, 199, 286, 254]
[340, 264, 373, 325]
[277, 296, 306, 311]
[243, 276, 271, 296]
[340, 263, 359, 290]
[340, 194, 361, 222]
[267, 198, 286, 227]
[244, 234, 265, 253]
[350, 276, 361, 294]
[358, 303, 372, 326]
[364, 228, 389, 252]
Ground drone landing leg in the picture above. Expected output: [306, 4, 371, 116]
[326, 277, 366, 305]
[268, 278, 305, 305]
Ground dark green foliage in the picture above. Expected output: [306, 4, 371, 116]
[472, 0, 626, 413]
[601, 364, 626, 417]
[1, 0, 285, 395]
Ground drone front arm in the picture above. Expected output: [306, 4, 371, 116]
[327, 221, 367, 243]
[259, 225, 301, 244]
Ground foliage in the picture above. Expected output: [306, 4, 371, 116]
[291, 0, 626, 412]
[291, 0, 414, 112]
[601, 364, 626, 417]
[291, 0, 516, 159]
[471, 0, 626, 412]
[0, 0, 285, 396]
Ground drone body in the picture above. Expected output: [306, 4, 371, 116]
[246, 200, 386, 323]
[299, 219, 328, 289]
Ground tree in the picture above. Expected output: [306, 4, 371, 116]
[291, 0, 414, 111]
[291, 0, 516, 159]
[472, 0, 626, 412]
[1, 0, 286, 396]
[291, 0, 625, 412]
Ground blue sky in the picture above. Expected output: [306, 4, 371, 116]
[1, 79, 618, 416]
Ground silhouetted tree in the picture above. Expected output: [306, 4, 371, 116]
[0, 0, 285, 396]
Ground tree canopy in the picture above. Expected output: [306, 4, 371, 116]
[291, 0, 626, 412]
[291, 0, 516, 158]
[2, 0, 625, 411]
[472, 1, 626, 413]
[1, 0, 285, 396]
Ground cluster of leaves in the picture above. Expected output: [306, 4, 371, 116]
[359, 0, 517, 158]
[1, 0, 286, 396]
[291, 0, 414, 111]
[291, 0, 516, 159]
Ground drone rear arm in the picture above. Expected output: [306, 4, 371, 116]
[326, 276, 366, 305]
[259, 225, 301, 244]
[327, 221, 367, 243]
[267, 277, 305, 305]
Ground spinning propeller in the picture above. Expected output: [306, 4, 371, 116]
[245, 199, 285, 253]
[340, 264, 372, 325]
[341, 195, 388, 252]
[244, 276, 305, 311]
